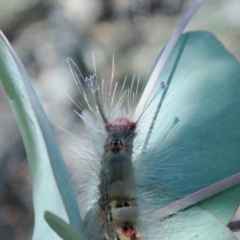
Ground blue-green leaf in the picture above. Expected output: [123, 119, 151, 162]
[44, 211, 83, 240]
[0, 31, 83, 238]
[145, 207, 237, 240]
[138, 30, 240, 237]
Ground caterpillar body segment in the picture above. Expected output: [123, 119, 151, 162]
[97, 118, 141, 240]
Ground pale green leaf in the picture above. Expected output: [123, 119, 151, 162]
[0, 31, 83, 239]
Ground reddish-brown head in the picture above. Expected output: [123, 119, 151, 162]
[105, 118, 136, 133]
[105, 118, 136, 154]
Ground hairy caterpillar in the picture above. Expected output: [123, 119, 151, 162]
[67, 1, 203, 239]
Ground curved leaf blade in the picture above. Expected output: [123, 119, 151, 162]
[0, 31, 83, 238]
[136, 30, 240, 236]
[144, 206, 237, 240]
[44, 211, 83, 240]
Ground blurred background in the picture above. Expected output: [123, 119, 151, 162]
[0, 0, 240, 239]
